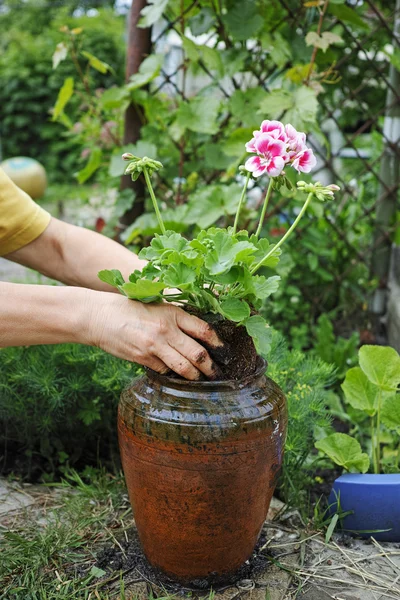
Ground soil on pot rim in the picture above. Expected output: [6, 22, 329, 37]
[94, 528, 271, 592]
[195, 312, 259, 381]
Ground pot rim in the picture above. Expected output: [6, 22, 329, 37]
[145, 357, 267, 389]
[334, 473, 400, 483]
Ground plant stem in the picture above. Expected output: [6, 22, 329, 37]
[371, 416, 378, 475]
[375, 390, 382, 473]
[232, 171, 251, 235]
[143, 167, 166, 234]
[250, 192, 314, 274]
[255, 178, 274, 238]
[305, 0, 330, 85]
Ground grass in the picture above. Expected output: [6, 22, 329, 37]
[0, 468, 192, 600]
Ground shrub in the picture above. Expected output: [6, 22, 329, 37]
[0, 344, 138, 478]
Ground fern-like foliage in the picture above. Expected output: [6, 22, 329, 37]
[0, 344, 138, 478]
[268, 330, 335, 509]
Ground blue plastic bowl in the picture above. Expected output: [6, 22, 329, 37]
[329, 473, 400, 542]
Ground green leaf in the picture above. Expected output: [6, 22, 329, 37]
[76, 148, 102, 184]
[252, 275, 281, 299]
[223, 0, 263, 41]
[184, 185, 242, 228]
[359, 345, 400, 392]
[229, 88, 267, 129]
[315, 433, 370, 473]
[138, 0, 169, 28]
[389, 48, 400, 72]
[381, 395, 400, 432]
[341, 366, 380, 416]
[52, 77, 74, 121]
[127, 54, 164, 90]
[325, 513, 339, 544]
[175, 95, 221, 135]
[98, 269, 125, 287]
[182, 36, 200, 61]
[244, 315, 272, 358]
[81, 51, 112, 74]
[201, 46, 224, 77]
[90, 566, 107, 578]
[259, 86, 318, 130]
[204, 232, 255, 275]
[188, 7, 215, 35]
[252, 238, 281, 269]
[162, 263, 196, 289]
[328, 3, 369, 30]
[305, 31, 343, 52]
[120, 280, 166, 301]
[101, 87, 129, 110]
[259, 90, 293, 116]
[222, 128, 255, 157]
[220, 298, 250, 322]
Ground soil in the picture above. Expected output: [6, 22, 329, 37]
[196, 312, 259, 381]
[94, 527, 271, 592]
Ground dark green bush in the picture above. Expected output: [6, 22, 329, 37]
[0, 344, 138, 478]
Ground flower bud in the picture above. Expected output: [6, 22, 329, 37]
[122, 153, 134, 161]
[326, 184, 340, 191]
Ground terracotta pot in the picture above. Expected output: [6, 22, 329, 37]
[118, 359, 287, 585]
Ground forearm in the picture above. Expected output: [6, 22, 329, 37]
[6, 218, 145, 292]
[0, 282, 91, 347]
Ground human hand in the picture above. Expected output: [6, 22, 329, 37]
[84, 291, 223, 380]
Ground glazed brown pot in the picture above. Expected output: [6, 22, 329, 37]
[118, 359, 287, 585]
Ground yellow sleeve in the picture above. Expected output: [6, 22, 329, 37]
[0, 167, 51, 257]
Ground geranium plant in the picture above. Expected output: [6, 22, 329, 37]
[99, 120, 339, 373]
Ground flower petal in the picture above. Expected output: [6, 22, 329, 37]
[245, 137, 257, 152]
[266, 156, 285, 177]
[292, 148, 317, 173]
[255, 133, 286, 157]
[245, 155, 262, 172]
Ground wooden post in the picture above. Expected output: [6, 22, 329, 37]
[370, 0, 400, 318]
[120, 0, 151, 227]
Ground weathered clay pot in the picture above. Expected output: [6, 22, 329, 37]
[118, 359, 287, 585]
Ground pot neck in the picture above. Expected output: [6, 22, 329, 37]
[145, 358, 267, 391]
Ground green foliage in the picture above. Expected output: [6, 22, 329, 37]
[313, 314, 360, 379]
[0, 344, 137, 477]
[267, 331, 335, 508]
[315, 433, 369, 473]
[99, 225, 283, 357]
[317, 345, 400, 474]
[0, 4, 125, 181]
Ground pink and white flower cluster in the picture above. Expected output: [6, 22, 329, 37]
[245, 120, 317, 178]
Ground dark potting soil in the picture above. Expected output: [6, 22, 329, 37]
[94, 528, 271, 593]
[196, 313, 259, 381]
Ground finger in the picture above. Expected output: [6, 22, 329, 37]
[158, 346, 202, 381]
[143, 355, 170, 375]
[169, 333, 220, 379]
[176, 311, 223, 348]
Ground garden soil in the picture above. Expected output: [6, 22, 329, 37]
[196, 313, 259, 380]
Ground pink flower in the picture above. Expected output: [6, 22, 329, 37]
[285, 123, 306, 156]
[245, 133, 286, 177]
[292, 148, 317, 173]
[245, 120, 286, 153]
